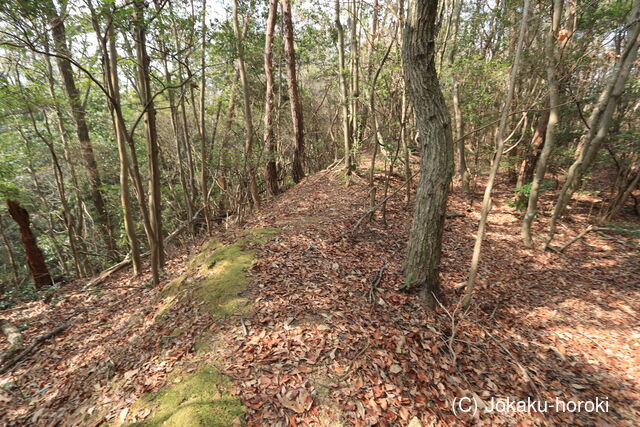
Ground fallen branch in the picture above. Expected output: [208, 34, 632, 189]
[0, 322, 70, 375]
[83, 208, 205, 289]
[558, 224, 638, 252]
[559, 225, 593, 252]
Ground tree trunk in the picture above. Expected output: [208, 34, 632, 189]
[282, 0, 305, 183]
[403, 0, 454, 310]
[263, 0, 280, 196]
[349, 0, 360, 159]
[6, 200, 53, 289]
[135, 0, 163, 285]
[516, 109, 550, 189]
[545, 0, 640, 248]
[462, 0, 530, 308]
[44, 0, 116, 260]
[218, 69, 239, 215]
[232, 0, 260, 209]
[0, 215, 20, 286]
[446, 0, 469, 195]
[521, 0, 562, 247]
[335, 0, 353, 176]
[105, 17, 142, 275]
[161, 3, 194, 232]
[199, 0, 211, 234]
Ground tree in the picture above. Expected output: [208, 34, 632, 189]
[402, 0, 454, 310]
[263, 0, 279, 196]
[199, 0, 211, 234]
[545, 0, 640, 249]
[44, 0, 117, 260]
[134, 0, 163, 285]
[335, 0, 353, 176]
[282, 0, 305, 183]
[6, 200, 52, 288]
[0, 215, 19, 286]
[232, 0, 260, 209]
[104, 8, 141, 275]
[521, 0, 562, 247]
[462, 0, 530, 308]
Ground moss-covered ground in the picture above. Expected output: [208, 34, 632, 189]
[123, 228, 278, 426]
[126, 366, 244, 426]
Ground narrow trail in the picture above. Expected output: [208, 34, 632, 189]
[1, 162, 639, 426]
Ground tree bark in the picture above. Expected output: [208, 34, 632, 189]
[335, 0, 353, 176]
[263, 0, 280, 196]
[282, 0, 305, 183]
[232, 0, 260, 209]
[521, 0, 562, 247]
[516, 109, 550, 189]
[463, 0, 530, 308]
[44, 0, 116, 260]
[6, 200, 53, 288]
[545, 0, 640, 248]
[135, 0, 163, 284]
[403, 0, 454, 310]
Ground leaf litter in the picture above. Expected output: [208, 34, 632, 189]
[1, 162, 639, 426]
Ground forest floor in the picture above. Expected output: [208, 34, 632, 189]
[1, 159, 639, 426]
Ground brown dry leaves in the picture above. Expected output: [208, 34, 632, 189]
[1, 162, 639, 426]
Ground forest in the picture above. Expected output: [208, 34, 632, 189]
[0, 0, 638, 425]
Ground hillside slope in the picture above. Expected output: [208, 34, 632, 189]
[1, 163, 639, 426]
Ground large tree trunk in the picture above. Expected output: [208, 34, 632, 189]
[6, 200, 53, 289]
[44, 0, 116, 260]
[263, 0, 280, 196]
[403, 0, 454, 310]
[282, 0, 305, 183]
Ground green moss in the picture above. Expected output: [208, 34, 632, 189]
[245, 227, 280, 243]
[160, 275, 186, 298]
[127, 366, 243, 426]
[196, 240, 253, 318]
[193, 229, 279, 318]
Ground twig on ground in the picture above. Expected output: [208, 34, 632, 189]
[433, 293, 460, 367]
[0, 322, 71, 375]
[368, 264, 387, 307]
[481, 326, 541, 399]
[559, 225, 594, 252]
